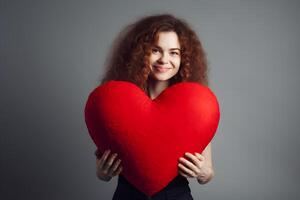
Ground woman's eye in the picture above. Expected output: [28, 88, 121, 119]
[152, 48, 160, 53]
[170, 51, 179, 56]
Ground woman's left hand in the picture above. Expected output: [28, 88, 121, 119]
[178, 152, 214, 184]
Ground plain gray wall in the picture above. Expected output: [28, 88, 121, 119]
[1, 0, 300, 199]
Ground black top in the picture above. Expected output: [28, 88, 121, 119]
[112, 175, 193, 200]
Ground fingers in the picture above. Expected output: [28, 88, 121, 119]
[184, 152, 203, 167]
[179, 156, 200, 174]
[178, 152, 206, 178]
[96, 149, 123, 178]
[107, 158, 122, 176]
[102, 152, 118, 173]
[178, 163, 196, 177]
[112, 165, 123, 176]
[98, 150, 111, 169]
[195, 152, 205, 161]
[178, 170, 190, 178]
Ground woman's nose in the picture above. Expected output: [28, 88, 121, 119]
[158, 53, 168, 64]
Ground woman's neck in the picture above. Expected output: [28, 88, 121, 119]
[147, 78, 169, 100]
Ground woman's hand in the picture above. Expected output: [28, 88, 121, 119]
[95, 149, 123, 182]
[178, 152, 214, 184]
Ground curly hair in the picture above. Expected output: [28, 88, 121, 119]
[100, 14, 209, 95]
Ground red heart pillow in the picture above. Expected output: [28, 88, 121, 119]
[84, 80, 220, 196]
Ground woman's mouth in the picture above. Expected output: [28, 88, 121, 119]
[154, 65, 171, 73]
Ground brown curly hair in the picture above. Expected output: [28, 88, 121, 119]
[100, 14, 209, 95]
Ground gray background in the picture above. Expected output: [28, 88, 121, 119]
[1, 0, 300, 199]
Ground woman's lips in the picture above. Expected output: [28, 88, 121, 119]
[154, 65, 171, 72]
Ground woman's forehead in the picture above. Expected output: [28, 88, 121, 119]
[153, 31, 181, 49]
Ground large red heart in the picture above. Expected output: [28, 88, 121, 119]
[84, 80, 220, 196]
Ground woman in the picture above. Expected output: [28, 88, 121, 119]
[94, 14, 215, 200]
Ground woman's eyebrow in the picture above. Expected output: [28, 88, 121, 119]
[153, 45, 181, 51]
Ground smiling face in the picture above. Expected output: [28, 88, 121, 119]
[148, 31, 181, 82]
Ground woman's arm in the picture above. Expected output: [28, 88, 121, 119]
[178, 142, 215, 184]
[196, 142, 214, 184]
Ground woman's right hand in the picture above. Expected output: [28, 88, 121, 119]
[95, 149, 123, 182]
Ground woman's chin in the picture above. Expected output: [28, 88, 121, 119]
[150, 75, 172, 82]
[149, 72, 176, 82]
